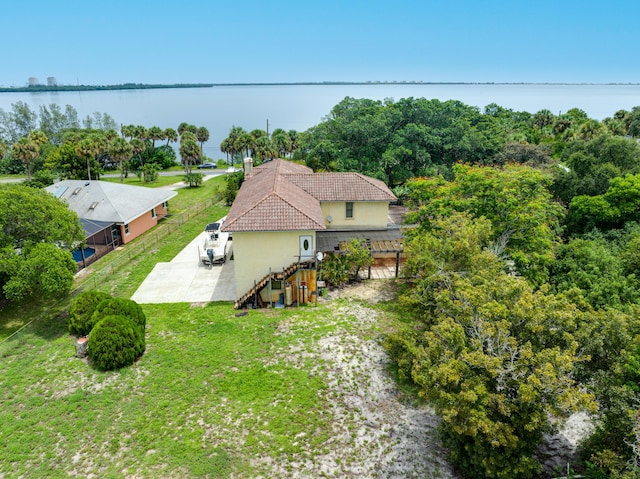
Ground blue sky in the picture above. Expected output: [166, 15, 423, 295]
[2, 0, 637, 86]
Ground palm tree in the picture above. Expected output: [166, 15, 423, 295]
[220, 126, 247, 164]
[249, 129, 267, 158]
[121, 124, 135, 140]
[287, 130, 299, 155]
[133, 125, 148, 142]
[108, 137, 133, 182]
[577, 119, 603, 140]
[12, 138, 39, 180]
[271, 129, 291, 158]
[254, 136, 276, 161]
[196, 126, 210, 161]
[75, 137, 99, 180]
[236, 132, 252, 159]
[130, 138, 145, 168]
[220, 137, 232, 164]
[177, 122, 190, 137]
[148, 126, 164, 149]
[164, 128, 178, 146]
[28, 129, 48, 147]
[179, 131, 200, 173]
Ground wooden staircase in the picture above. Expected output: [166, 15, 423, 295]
[234, 259, 315, 309]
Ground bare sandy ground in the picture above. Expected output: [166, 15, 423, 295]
[253, 280, 459, 479]
[253, 280, 593, 478]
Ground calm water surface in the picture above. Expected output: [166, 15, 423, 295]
[1, 84, 639, 157]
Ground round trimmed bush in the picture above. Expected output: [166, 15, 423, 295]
[68, 290, 112, 336]
[91, 298, 146, 331]
[87, 315, 146, 371]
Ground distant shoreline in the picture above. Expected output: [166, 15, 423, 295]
[1, 81, 639, 93]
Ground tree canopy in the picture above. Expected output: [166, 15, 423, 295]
[391, 213, 594, 479]
[404, 164, 564, 286]
[0, 184, 84, 302]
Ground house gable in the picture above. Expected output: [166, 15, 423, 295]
[222, 159, 396, 234]
[223, 161, 325, 232]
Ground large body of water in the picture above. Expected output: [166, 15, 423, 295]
[1, 84, 639, 157]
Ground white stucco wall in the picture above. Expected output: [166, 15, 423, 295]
[320, 201, 389, 229]
[232, 230, 317, 299]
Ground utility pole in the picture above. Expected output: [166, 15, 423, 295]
[266, 119, 269, 136]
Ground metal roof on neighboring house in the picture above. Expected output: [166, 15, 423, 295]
[222, 159, 397, 233]
[45, 180, 177, 224]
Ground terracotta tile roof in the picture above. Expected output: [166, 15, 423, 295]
[252, 159, 313, 176]
[222, 159, 396, 232]
[222, 161, 325, 232]
[284, 172, 396, 201]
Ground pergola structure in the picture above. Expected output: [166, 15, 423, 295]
[316, 228, 404, 277]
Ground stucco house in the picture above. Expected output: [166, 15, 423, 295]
[221, 159, 401, 308]
[46, 180, 177, 266]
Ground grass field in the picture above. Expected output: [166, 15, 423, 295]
[0, 286, 446, 478]
[0, 173, 450, 478]
[0, 302, 340, 477]
[0, 175, 228, 341]
[100, 173, 188, 188]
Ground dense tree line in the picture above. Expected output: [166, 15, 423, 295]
[219, 125, 299, 164]
[285, 96, 640, 478]
[0, 101, 213, 184]
[4, 93, 640, 476]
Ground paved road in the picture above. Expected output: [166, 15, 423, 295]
[1, 168, 239, 184]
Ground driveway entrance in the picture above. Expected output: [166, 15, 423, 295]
[131, 230, 235, 304]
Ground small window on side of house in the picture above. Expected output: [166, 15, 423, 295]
[151, 209, 156, 219]
[162, 201, 168, 209]
[346, 202, 353, 219]
[124, 224, 130, 235]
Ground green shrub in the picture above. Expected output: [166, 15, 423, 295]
[92, 297, 146, 331]
[318, 239, 373, 286]
[87, 315, 146, 371]
[184, 172, 204, 187]
[68, 290, 111, 336]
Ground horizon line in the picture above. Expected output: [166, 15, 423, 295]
[2, 80, 640, 91]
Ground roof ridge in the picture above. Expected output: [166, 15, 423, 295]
[353, 172, 394, 196]
[96, 182, 127, 222]
[273, 189, 325, 228]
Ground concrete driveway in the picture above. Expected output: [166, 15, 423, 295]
[131, 229, 235, 304]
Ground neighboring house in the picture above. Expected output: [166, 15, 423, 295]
[46, 180, 177, 266]
[221, 159, 400, 308]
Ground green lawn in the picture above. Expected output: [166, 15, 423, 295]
[0, 173, 428, 478]
[0, 302, 346, 478]
[100, 174, 187, 188]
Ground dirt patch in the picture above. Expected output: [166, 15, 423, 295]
[324, 279, 397, 303]
[260, 279, 458, 478]
[261, 279, 592, 478]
